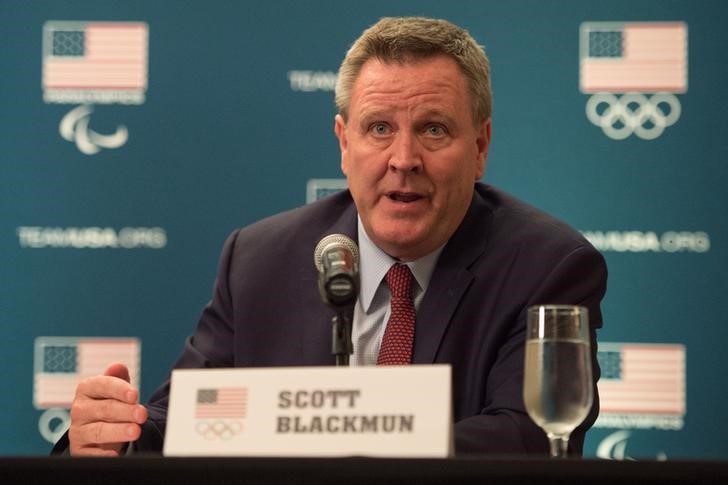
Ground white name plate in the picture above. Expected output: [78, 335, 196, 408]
[163, 365, 451, 458]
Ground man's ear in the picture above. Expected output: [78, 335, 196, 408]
[474, 117, 492, 179]
[335, 114, 349, 175]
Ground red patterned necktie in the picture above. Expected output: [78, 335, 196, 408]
[377, 264, 416, 365]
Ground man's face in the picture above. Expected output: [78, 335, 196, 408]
[335, 55, 491, 261]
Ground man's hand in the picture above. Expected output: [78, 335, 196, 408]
[68, 363, 148, 456]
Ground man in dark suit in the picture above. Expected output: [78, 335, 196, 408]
[59, 16, 606, 457]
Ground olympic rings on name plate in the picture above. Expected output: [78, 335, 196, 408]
[586, 92, 681, 140]
[195, 420, 242, 440]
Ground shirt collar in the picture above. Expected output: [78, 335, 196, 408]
[357, 216, 444, 312]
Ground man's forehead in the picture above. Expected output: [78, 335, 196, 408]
[350, 57, 469, 105]
[356, 104, 458, 124]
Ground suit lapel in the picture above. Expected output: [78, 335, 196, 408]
[412, 188, 493, 364]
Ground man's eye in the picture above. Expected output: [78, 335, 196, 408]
[370, 123, 390, 135]
[425, 124, 446, 136]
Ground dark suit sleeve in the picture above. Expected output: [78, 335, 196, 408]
[454, 244, 607, 455]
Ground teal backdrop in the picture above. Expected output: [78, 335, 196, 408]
[2, 0, 726, 458]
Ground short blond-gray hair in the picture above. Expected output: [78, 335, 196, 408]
[335, 17, 492, 124]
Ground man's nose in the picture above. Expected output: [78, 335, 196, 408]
[388, 131, 423, 173]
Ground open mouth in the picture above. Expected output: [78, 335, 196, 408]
[387, 191, 423, 203]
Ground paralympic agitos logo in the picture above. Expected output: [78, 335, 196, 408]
[579, 22, 687, 140]
[42, 21, 148, 155]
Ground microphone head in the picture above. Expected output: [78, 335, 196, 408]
[314, 234, 360, 308]
[314, 234, 359, 272]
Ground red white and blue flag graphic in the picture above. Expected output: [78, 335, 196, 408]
[597, 343, 685, 416]
[196, 388, 248, 419]
[580, 22, 687, 93]
[33, 337, 140, 409]
[42, 21, 148, 92]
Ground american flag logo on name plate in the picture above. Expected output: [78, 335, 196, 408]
[595, 342, 686, 430]
[33, 337, 141, 409]
[196, 388, 248, 419]
[579, 22, 688, 140]
[42, 21, 149, 105]
[194, 388, 248, 440]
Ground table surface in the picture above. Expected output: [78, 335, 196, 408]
[2, 456, 728, 485]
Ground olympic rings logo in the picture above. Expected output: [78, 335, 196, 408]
[586, 92, 681, 140]
[195, 420, 243, 440]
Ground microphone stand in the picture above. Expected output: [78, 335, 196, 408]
[331, 309, 353, 366]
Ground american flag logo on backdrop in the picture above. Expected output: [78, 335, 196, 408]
[33, 337, 140, 409]
[305, 178, 348, 204]
[597, 343, 686, 416]
[580, 22, 687, 93]
[42, 21, 148, 103]
[196, 388, 248, 419]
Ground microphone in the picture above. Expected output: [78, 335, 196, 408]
[314, 234, 360, 308]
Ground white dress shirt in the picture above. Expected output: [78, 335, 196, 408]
[350, 217, 444, 366]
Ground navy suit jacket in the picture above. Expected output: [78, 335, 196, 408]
[54, 183, 607, 455]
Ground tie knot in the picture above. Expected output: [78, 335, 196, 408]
[386, 264, 413, 299]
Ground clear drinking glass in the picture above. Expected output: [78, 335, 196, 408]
[523, 305, 593, 458]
